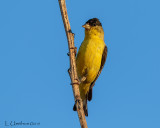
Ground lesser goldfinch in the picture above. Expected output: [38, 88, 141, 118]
[73, 18, 108, 116]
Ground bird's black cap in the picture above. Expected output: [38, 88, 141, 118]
[86, 18, 102, 26]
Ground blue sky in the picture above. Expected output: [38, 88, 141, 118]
[0, 0, 160, 128]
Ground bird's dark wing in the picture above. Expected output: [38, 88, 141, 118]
[88, 45, 108, 101]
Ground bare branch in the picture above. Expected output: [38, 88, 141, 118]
[58, 0, 88, 128]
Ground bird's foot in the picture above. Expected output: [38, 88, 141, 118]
[80, 76, 86, 82]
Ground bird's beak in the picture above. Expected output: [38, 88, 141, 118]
[82, 23, 91, 29]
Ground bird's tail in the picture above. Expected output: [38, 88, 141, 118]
[83, 97, 88, 116]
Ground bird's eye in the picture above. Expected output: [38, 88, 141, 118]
[93, 23, 96, 26]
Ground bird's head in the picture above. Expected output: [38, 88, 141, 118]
[82, 18, 104, 40]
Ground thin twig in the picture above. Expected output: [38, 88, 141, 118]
[58, 0, 88, 128]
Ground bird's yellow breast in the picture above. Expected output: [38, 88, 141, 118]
[76, 36, 105, 84]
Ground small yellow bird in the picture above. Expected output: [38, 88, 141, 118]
[73, 18, 108, 116]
